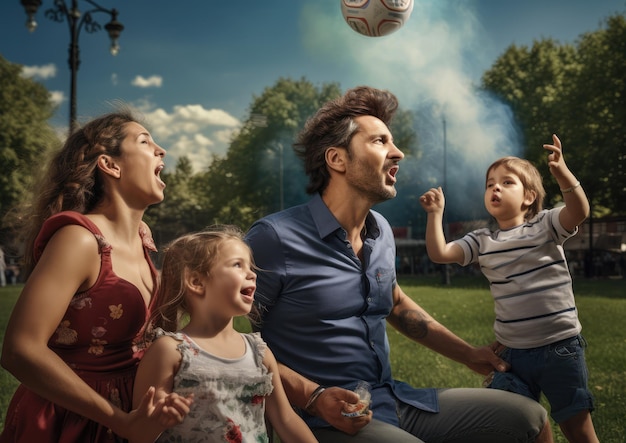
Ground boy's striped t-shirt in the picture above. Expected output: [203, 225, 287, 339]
[453, 207, 581, 349]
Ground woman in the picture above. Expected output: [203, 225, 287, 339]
[0, 110, 191, 442]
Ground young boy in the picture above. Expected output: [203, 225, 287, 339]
[419, 134, 598, 442]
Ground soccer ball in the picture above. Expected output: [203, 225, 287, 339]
[340, 0, 414, 37]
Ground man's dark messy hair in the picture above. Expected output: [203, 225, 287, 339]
[293, 86, 398, 195]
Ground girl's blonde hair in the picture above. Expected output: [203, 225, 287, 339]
[150, 225, 252, 332]
[486, 156, 546, 220]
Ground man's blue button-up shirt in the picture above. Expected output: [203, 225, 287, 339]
[245, 194, 438, 428]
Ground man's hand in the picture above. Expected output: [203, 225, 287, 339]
[464, 343, 510, 376]
[312, 387, 372, 435]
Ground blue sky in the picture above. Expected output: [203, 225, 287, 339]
[1, 0, 624, 172]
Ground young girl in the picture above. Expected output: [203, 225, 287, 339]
[0, 110, 192, 442]
[132, 226, 318, 443]
[419, 134, 598, 442]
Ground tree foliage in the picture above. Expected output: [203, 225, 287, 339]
[0, 55, 58, 245]
[570, 14, 626, 213]
[194, 78, 423, 231]
[194, 78, 343, 230]
[144, 156, 208, 247]
[481, 13, 626, 215]
[148, 78, 422, 235]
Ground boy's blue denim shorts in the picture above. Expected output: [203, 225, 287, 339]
[487, 334, 595, 423]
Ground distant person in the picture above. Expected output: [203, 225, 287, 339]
[133, 226, 318, 443]
[7, 263, 19, 285]
[0, 110, 192, 442]
[0, 246, 6, 287]
[245, 85, 553, 442]
[420, 135, 598, 442]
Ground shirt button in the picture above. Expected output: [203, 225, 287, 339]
[367, 297, 372, 303]
[370, 341, 375, 348]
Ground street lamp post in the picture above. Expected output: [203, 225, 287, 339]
[277, 141, 284, 211]
[20, 0, 124, 134]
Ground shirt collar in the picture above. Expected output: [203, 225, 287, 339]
[307, 193, 380, 240]
[307, 193, 341, 239]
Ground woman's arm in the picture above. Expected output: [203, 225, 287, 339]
[0, 226, 185, 440]
[1, 226, 126, 424]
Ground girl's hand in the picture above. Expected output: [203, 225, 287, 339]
[152, 392, 194, 428]
[125, 387, 193, 443]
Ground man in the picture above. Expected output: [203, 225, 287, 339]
[245, 86, 553, 442]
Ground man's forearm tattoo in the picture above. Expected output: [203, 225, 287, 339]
[398, 309, 431, 339]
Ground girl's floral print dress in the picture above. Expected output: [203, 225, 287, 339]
[155, 330, 274, 443]
[0, 211, 158, 443]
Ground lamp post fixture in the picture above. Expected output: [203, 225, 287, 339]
[20, 0, 124, 134]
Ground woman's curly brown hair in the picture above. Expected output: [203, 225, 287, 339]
[15, 108, 142, 273]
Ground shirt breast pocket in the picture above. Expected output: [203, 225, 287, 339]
[369, 267, 395, 314]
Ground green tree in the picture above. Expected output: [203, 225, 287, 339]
[157, 79, 423, 235]
[199, 78, 342, 228]
[199, 77, 423, 230]
[0, 56, 58, 246]
[481, 12, 626, 215]
[145, 156, 207, 247]
[568, 14, 626, 215]
[481, 39, 578, 192]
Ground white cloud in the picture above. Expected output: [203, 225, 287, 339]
[131, 75, 163, 88]
[21, 63, 57, 79]
[135, 101, 241, 172]
[49, 91, 65, 107]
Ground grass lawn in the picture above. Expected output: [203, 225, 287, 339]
[391, 274, 626, 443]
[0, 275, 624, 442]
